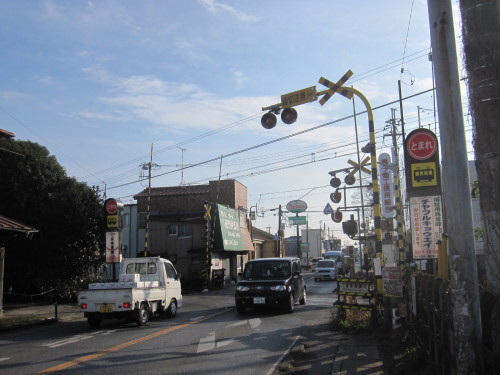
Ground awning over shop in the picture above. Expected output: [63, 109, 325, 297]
[240, 227, 254, 252]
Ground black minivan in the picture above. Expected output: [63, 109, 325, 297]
[235, 257, 306, 314]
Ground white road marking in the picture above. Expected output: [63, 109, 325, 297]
[248, 318, 261, 329]
[197, 332, 215, 353]
[0, 357, 11, 362]
[43, 330, 120, 348]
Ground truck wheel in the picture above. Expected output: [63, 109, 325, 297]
[87, 314, 101, 328]
[135, 303, 149, 326]
[166, 299, 177, 318]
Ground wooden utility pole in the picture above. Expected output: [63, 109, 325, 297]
[427, 1, 483, 373]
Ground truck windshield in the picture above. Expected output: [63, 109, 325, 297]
[244, 261, 290, 279]
[125, 262, 157, 274]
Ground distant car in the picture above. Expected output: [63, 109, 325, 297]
[308, 257, 323, 271]
[235, 257, 306, 314]
[314, 259, 337, 281]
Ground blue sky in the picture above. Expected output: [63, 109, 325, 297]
[0, 0, 471, 243]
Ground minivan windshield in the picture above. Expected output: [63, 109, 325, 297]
[244, 261, 291, 279]
[316, 260, 335, 268]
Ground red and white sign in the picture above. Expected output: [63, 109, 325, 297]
[379, 153, 395, 218]
[409, 196, 443, 259]
[105, 199, 119, 215]
[286, 200, 308, 213]
[106, 231, 121, 263]
[407, 131, 437, 160]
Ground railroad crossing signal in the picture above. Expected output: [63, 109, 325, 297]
[346, 157, 371, 177]
[318, 70, 354, 105]
[260, 70, 354, 128]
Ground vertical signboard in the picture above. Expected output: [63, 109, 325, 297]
[404, 128, 441, 197]
[409, 196, 443, 259]
[106, 231, 121, 263]
[379, 153, 395, 218]
[212, 204, 243, 251]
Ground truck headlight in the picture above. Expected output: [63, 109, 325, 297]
[237, 286, 250, 292]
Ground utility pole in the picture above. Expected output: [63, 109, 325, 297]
[427, 1, 482, 373]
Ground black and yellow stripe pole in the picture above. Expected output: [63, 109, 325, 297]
[342, 87, 383, 294]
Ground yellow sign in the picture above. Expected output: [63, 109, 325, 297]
[280, 86, 318, 108]
[411, 162, 438, 187]
[203, 204, 211, 220]
[107, 215, 119, 228]
[318, 70, 354, 105]
[347, 157, 371, 177]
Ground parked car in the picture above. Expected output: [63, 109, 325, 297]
[308, 257, 323, 271]
[314, 259, 337, 281]
[235, 257, 306, 314]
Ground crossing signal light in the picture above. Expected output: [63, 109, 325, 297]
[344, 174, 356, 185]
[261, 112, 277, 129]
[342, 216, 358, 238]
[281, 107, 298, 124]
[330, 189, 341, 203]
[331, 209, 343, 223]
[330, 177, 341, 188]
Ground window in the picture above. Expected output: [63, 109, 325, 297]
[178, 224, 193, 238]
[125, 262, 157, 275]
[168, 225, 178, 236]
[164, 263, 178, 279]
[121, 213, 130, 228]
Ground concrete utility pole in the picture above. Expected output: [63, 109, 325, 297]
[427, 1, 483, 373]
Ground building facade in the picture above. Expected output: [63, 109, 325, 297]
[133, 179, 254, 289]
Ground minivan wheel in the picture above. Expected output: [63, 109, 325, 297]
[299, 288, 307, 305]
[285, 293, 294, 313]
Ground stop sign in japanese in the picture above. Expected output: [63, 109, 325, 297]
[407, 131, 437, 160]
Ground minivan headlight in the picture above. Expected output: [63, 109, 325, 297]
[237, 286, 250, 292]
[270, 285, 286, 291]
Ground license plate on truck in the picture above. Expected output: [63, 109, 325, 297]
[254, 297, 265, 304]
[100, 304, 112, 313]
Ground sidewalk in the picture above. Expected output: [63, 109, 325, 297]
[0, 291, 386, 375]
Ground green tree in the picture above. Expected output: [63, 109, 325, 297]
[0, 138, 105, 300]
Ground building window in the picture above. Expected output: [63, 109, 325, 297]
[178, 224, 193, 238]
[168, 225, 178, 236]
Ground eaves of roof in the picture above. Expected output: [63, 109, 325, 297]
[0, 214, 38, 234]
[134, 185, 210, 199]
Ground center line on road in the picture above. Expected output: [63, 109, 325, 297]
[35, 308, 230, 374]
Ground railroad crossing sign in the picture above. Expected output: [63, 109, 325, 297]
[203, 204, 211, 220]
[346, 157, 371, 177]
[318, 70, 354, 105]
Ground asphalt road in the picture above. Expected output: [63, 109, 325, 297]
[0, 275, 338, 375]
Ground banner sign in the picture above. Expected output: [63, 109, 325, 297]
[409, 196, 443, 259]
[105, 231, 121, 263]
[379, 153, 396, 218]
[212, 204, 243, 251]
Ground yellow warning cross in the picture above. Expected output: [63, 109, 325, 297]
[347, 157, 371, 177]
[318, 70, 354, 105]
[203, 204, 211, 220]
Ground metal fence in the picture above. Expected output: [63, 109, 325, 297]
[409, 272, 500, 374]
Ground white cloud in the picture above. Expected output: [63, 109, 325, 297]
[200, 0, 260, 23]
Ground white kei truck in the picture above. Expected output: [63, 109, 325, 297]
[78, 257, 182, 327]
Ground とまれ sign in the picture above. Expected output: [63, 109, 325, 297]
[403, 128, 441, 197]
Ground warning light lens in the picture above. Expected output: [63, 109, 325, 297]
[281, 107, 298, 124]
[261, 112, 277, 129]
